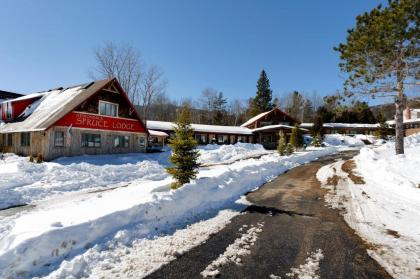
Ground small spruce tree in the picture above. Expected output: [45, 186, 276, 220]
[312, 134, 322, 147]
[312, 113, 325, 139]
[166, 106, 200, 189]
[376, 111, 390, 140]
[289, 124, 304, 150]
[285, 143, 294, 155]
[277, 132, 286, 156]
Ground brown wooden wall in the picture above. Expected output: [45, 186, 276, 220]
[0, 128, 147, 161]
[75, 89, 137, 119]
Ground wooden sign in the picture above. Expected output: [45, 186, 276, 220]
[54, 112, 146, 133]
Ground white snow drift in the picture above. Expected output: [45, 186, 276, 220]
[317, 133, 420, 279]
[0, 146, 338, 278]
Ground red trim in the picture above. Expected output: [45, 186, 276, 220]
[111, 79, 149, 135]
[54, 111, 147, 133]
[48, 78, 149, 134]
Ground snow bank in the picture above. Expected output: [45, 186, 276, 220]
[317, 133, 420, 279]
[198, 143, 271, 165]
[0, 148, 337, 278]
[48, 209, 241, 279]
[0, 144, 270, 209]
[323, 134, 365, 147]
[0, 153, 169, 209]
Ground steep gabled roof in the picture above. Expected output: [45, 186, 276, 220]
[241, 107, 298, 127]
[0, 78, 148, 134]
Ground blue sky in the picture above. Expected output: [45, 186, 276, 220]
[0, 0, 392, 104]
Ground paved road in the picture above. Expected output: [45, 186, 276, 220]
[146, 151, 391, 279]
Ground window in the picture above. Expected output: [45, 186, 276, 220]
[81, 133, 101, 147]
[99, 101, 118, 117]
[21, 132, 30, 146]
[54, 131, 64, 147]
[260, 121, 272, 127]
[6, 102, 13, 119]
[5, 134, 13, 146]
[195, 134, 207, 145]
[138, 136, 146, 147]
[217, 135, 228, 144]
[114, 135, 129, 147]
[237, 136, 246, 143]
[261, 134, 272, 143]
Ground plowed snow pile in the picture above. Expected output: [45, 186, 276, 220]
[317, 133, 420, 279]
[0, 146, 337, 279]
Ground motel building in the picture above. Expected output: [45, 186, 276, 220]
[0, 78, 150, 161]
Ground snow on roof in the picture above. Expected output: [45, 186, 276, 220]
[148, 129, 169, 137]
[0, 92, 48, 104]
[147, 120, 253, 135]
[251, 124, 298, 132]
[0, 79, 112, 133]
[240, 110, 271, 127]
[404, 118, 420, 124]
[300, 123, 380, 129]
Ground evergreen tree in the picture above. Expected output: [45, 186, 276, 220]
[312, 113, 325, 139]
[250, 70, 273, 116]
[289, 124, 304, 149]
[312, 134, 322, 147]
[166, 106, 200, 189]
[335, 0, 418, 154]
[302, 99, 314, 122]
[285, 143, 294, 155]
[277, 132, 287, 156]
[376, 111, 390, 139]
[213, 92, 227, 125]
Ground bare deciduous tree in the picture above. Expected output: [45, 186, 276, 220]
[90, 42, 143, 104]
[140, 65, 167, 120]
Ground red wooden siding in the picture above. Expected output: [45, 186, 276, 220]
[54, 112, 147, 133]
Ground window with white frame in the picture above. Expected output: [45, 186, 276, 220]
[99, 101, 118, 117]
[54, 131, 64, 147]
[81, 133, 101, 147]
[195, 134, 207, 144]
[138, 136, 146, 147]
[217, 135, 228, 144]
[114, 135, 129, 147]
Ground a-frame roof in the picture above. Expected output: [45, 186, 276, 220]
[0, 78, 148, 134]
[241, 107, 298, 127]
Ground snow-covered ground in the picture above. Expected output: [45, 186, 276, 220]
[198, 142, 271, 165]
[317, 133, 420, 279]
[323, 134, 365, 147]
[0, 143, 270, 209]
[0, 144, 338, 279]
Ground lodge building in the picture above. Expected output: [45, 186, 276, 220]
[147, 108, 302, 149]
[0, 78, 149, 160]
[0, 77, 412, 161]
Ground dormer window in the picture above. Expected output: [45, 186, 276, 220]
[99, 101, 118, 117]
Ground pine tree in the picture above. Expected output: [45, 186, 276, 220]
[376, 111, 390, 140]
[213, 92, 227, 125]
[312, 134, 322, 147]
[250, 70, 273, 116]
[335, 0, 418, 154]
[285, 143, 294, 155]
[166, 106, 200, 189]
[289, 124, 304, 149]
[312, 113, 325, 139]
[277, 132, 286, 156]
